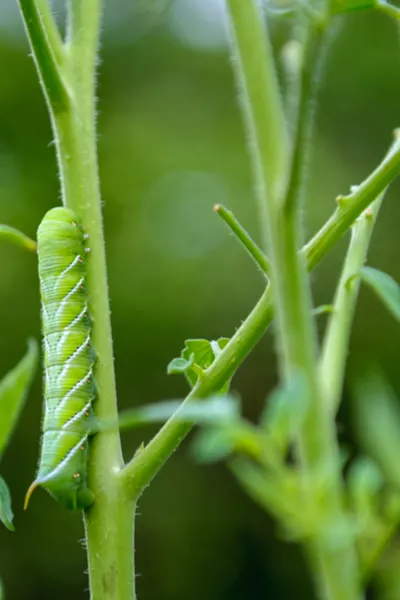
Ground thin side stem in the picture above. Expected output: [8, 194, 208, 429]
[35, 0, 63, 64]
[17, 0, 68, 111]
[121, 287, 274, 495]
[213, 203, 271, 277]
[284, 17, 327, 212]
[319, 195, 384, 414]
[0, 225, 37, 252]
[304, 130, 400, 269]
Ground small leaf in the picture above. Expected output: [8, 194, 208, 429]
[192, 428, 235, 463]
[0, 224, 36, 252]
[0, 476, 14, 531]
[352, 368, 400, 485]
[96, 395, 239, 433]
[348, 457, 383, 514]
[360, 267, 400, 322]
[168, 338, 231, 392]
[261, 372, 309, 453]
[0, 339, 39, 458]
[167, 356, 194, 375]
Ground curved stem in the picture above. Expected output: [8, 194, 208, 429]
[121, 129, 400, 496]
[0, 225, 36, 252]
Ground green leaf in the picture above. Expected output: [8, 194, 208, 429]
[348, 457, 383, 515]
[167, 355, 194, 375]
[0, 339, 39, 458]
[330, 0, 375, 14]
[192, 428, 236, 463]
[260, 372, 309, 453]
[352, 368, 400, 485]
[167, 338, 231, 392]
[95, 395, 239, 433]
[0, 476, 14, 531]
[0, 224, 36, 252]
[360, 267, 400, 322]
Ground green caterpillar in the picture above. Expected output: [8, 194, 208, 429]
[25, 207, 95, 510]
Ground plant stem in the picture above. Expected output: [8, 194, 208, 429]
[121, 286, 274, 494]
[304, 130, 400, 269]
[225, 0, 288, 247]
[320, 195, 383, 414]
[213, 203, 271, 277]
[0, 225, 37, 252]
[17, 1, 131, 598]
[18, 0, 68, 110]
[121, 131, 400, 497]
[225, 4, 361, 597]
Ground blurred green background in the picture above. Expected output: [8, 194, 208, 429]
[0, 2, 399, 598]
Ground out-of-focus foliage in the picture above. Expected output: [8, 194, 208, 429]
[0, 339, 38, 531]
[0, 1, 400, 599]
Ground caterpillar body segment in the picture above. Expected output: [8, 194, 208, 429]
[25, 207, 95, 511]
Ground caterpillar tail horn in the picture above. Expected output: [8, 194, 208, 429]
[24, 480, 39, 510]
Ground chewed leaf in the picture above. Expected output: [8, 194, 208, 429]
[0, 339, 38, 458]
[0, 476, 14, 531]
[167, 338, 231, 392]
[0, 224, 36, 252]
[361, 267, 400, 322]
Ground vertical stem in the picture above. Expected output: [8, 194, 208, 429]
[17, 0, 134, 598]
[225, 2, 361, 599]
[56, 3, 133, 598]
[320, 197, 383, 414]
[226, 0, 288, 246]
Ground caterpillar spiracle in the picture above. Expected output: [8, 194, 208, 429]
[25, 207, 95, 510]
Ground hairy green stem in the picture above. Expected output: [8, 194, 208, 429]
[122, 287, 274, 495]
[320, 195, 383, 414]
[17, 1, 131, 599]
[213, 203, 271, 276]
[18, 0, 68, 110]
[122, 131, 400, 496]
[226, 4, 360, 597]
[304, 130, 400, 268]
[224, 0, 288, 246]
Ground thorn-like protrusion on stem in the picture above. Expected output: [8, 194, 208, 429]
[364, 207, 374, 221]
[336, 194, 348, 209]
